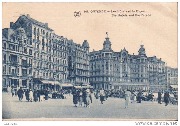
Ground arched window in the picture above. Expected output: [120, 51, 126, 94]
[34, 27, 36, 35]
[3, 54, 6, 62]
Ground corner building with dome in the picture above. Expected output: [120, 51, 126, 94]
[90, 34, 169, 91]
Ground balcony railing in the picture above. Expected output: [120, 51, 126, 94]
[22, 63, 32, 68]
[10, 61, 18, 66]
[11, 73, 17, 76]
[22, 73, 28, 76]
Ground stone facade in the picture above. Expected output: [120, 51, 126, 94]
[2, 15, 177, 91]
[2, 14, 89, 90]
[90, 33, 175, 91]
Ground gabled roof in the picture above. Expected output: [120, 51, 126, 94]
[14, 15, 53, 31]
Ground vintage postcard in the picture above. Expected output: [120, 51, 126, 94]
[1, 2, 178, 124]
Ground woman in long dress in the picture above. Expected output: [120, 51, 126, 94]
[29, 89, 33, 102]
[72, 89, 78, 107]
[124, 90, 131, 108]
[78, 90, 83, 106]
[99, 88, 105, 104]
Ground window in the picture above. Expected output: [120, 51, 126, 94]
[29, 49, 32, 55]
[37, 44, 39, 49]
[34, 27, 36, 35]
[3, 43, 6, 49]
[3, 54, 6, 62]
[3, 65, 6, 73]
[46, 32, 48, 38]
[9, 44, 15, 51]
[24, 47, 27, 54]
[29, 69, 32, 74]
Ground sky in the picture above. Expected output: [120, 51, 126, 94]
[2, 2, 178, 68]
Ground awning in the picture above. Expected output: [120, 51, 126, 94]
[117, 83, 149, 86]
[41, 80, 50, 84]
[47, 81, 60, 85]
[170, 85, 178, 89]
[74, 85, 93, 89]
[61, 83, 73, 87]
[54, 81, 61, 85]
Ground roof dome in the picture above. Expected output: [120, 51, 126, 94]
[138, 45, 146, 56]
[82, 40, 89, 48]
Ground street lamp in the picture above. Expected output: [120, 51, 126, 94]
[54, 74, 57, 91]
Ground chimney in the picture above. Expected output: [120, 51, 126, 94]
[45, 23, 48, 27]
[27, 14, 30, 18]
[10, 22, 14, 28]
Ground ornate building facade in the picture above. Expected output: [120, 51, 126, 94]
[2, 15, 177, 91]
[2, 27, 33, 89]
[90, 33, 173, 91]
[2, 14, 89, 90]
[166, 67, 178, 89]
[67, 40, 90, 85]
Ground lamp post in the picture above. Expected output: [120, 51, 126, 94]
[54, 74, 56, 91]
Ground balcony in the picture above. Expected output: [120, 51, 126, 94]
[22, 63, 32, 68]
[33, 39, 41, 44]
[11, 73, 17, 77]
[22, 73, 28, 77]
[3, 60, 7, 64]
[10, 61, 18, 66]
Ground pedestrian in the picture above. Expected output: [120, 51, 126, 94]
[86, 89, 91, 108]
[37, 90, 41, 102]
[33, 89, 38, 102]
[82, 89, 87, 107]
[99, 88, 105, 104]
[137, 90, 142, 103]
[124, 89, 131, 108]
[7, 86, 11, 95]
[89, 88, 93, 103]
[95, 89, 99, 99]
[72, 88, 78, 107]
[17, 87, 24, 101]
[164, 91, 170, 106]
[29, 89, 33, 102]
[11, 87, 15, 97]
[25, 89, 30, 102]
[158, 91, 162, 104]
[44, 89, 49, 100]
[131, 92, 136, 103]
[78, 89, 83, 106]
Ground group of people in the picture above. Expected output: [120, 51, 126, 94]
[8, 86, 49, 102]
[157, 91, 170, 106]
[72, 88, 93, 108]
[6, 85, 175, 108]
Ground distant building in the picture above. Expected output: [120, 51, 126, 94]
[166, 67, 178, 90]
[2, 14, 89, 90]
[67, 40, 90, 85]
[90, 33, 174, 91]
[2, 27, 33, 89]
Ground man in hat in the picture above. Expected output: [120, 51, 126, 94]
[164, 91, 170, 106]
[17, 87, 24, 101]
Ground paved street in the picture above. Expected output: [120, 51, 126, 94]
[2, 92, 178, 120]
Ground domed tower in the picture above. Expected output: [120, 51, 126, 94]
[103, 32, 112, 51]
[82, 40, 89, 53]
[82, 40, 89, 49]
[138, 45, 146, 56]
